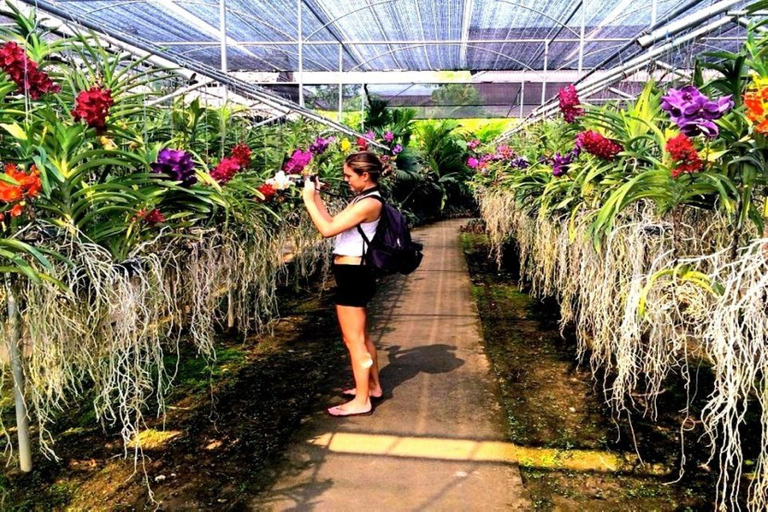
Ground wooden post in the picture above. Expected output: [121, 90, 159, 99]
[227, 288, 235, 329]
[7, 278, 31, 471]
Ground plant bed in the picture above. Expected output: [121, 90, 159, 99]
[461, 231, 763, 511]
[1, 272, 349, 510]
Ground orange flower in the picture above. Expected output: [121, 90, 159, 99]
[744, 77, 768, 134]
[1, 163, 41, 200]
[9, 203, 23, 217]
[22, 165, 40, 197]
[0, 181, 21, 202]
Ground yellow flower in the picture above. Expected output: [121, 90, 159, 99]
[340, 139, 351, 151]
[99, 136, 117, 150]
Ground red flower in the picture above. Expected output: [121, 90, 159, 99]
[210, 156, 241, 184]
[9, 203, 23, 217]
[257, 183, 276, 202]
[134, 208, 164, 225]
[0, 42, 60, 99]
[144, 208, 164, 225]
[230, 143, 251, 168]
[575, 131, 623, 160]
[558, 85, 583, 123]
[356, 137, 368, 150]
[666, 133, 695, 161]
[666, 133, 703, 178]
[71, 86, 114, 130]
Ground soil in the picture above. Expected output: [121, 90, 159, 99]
[1, 274, 350, 511]
[460, 231, 763, 511]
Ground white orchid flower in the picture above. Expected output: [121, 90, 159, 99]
[266, 170, 293, 190]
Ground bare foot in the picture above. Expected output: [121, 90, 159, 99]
[327, 399, 372, 417]
[342, 387, 383, 398]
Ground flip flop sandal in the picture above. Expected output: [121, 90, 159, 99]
[327, 405, 373, 417]
[341, 389, 383, 400]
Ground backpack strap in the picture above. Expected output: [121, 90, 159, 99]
[356, 225, 370, 267]
[355, 193, 384, 266]
[353, 188, 383, 204]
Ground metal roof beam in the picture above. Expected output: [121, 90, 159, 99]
[344, 43, 548, 78]
[460, 0, 474, 68]
[522, 0, 584, 71]
[497, 0, 742, 140]
[638, 0, 743, 48]
[298, 0, 368, 72]
[154, 37, 639, 45]
[152, 0, 280, 72]
[18, 0, 381, 145]
[499, 15, 736, 139]
[655, 60, 692, 79]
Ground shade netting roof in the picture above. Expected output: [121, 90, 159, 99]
[28, 0, 750, 73]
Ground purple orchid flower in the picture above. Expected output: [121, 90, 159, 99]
[467, 157, 479, 169]
[384, 131, 394, 143]
[511, 156, 529, 169]
[551, 152, 574, 177]
[151, 148, 197, 186]
[310, 137, 332, 155]
[283, 149, 313, 174]
[393, 144, 403, 155]
[661, 85, 734, 138]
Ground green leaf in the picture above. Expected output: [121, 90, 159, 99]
[0, 122, 26, 141]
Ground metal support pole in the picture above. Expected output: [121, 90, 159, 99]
[578, 0, 586, 76]
[655, 60, 692, 78]
[338, 43, 343, 122]
[360, 84, 365, 131]
[219, 0, 228, 100]
[220, 0, 233, 325]
[146, 79, 212, 107]
[541, 41, 549, 107]
[219, 0, 228, 157]
[19, 0, 384, 147]
[298, 0, 304, 107]
[519, 79, 525, 119]
[251, 112, 290, 128]
[7, 279, 31, 472]
[651, 0, 657, 26]
[608, 86, 635, 99]
[638, 0, 741, 47]
[517, 15, 733, 130]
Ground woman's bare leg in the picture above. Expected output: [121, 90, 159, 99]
[335, 305, 372, 412]
[365, 333, 382, 395]
[343, 331, 382, 398]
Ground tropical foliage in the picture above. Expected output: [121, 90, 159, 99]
[472, 5, 768, 510]
[0, 4, 422, 474]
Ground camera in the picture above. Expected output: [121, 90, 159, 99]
[293, 174, 318, 188]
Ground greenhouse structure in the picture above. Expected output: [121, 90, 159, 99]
[1, 0, 768, 509]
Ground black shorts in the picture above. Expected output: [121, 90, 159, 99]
[332, 263, 377, 307]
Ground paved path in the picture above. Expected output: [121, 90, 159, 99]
[256, 219, 529, 511]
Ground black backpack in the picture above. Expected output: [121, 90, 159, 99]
[356, 192, 423, 276]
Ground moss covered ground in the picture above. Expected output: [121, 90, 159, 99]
[461, 231, 724, 511]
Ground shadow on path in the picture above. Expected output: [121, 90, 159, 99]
[375, 344, 465, 403]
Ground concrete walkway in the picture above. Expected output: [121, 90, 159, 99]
[256, 219, 529, 511]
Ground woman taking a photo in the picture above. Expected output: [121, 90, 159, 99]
[302, 152, 384, 417]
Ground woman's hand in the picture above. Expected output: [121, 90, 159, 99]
[302, 177, 316, 202]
